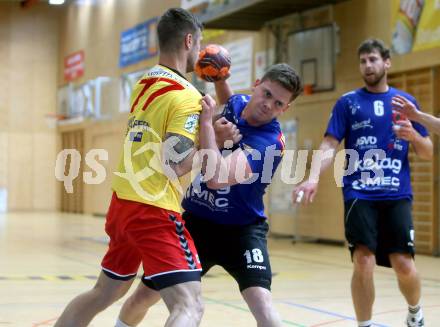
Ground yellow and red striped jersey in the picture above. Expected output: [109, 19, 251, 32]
[112, 65, 202, 213]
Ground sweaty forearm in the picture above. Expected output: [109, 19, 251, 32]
[308, 151, 335, 183]
[308, 138, 338, 183]
[416, 111, 440, 135]
[410, 132, 433, 160]
[170, 149, 197, 177]
[214, 80, 233, 105]
[199, 122, 228, 185]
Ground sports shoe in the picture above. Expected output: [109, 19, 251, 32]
[406, 314, 424, 327]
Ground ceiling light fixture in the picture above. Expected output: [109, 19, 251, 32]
[49, 0, 65, 5]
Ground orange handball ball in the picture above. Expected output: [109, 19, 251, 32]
[195, 44, 231, 82]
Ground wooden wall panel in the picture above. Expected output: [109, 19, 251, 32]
[1, 3, 61, 211]
[7, 134, 33, 210]
[60, 130, 84, 213]
[0, 134, 7, 192]
[433, 67, 440, 255]
[32, 133, 58, 210]
[389, 68, 439, 255]
[82, 119, 126, 215]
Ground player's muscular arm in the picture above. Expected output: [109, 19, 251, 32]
[163, 132, 197, 177]
[293, 135, 339, 204]
[199, 95, 252, 189]
[212, 78, 233, 122]
[308, 135, 340, 183]
[393, 120, 433, 160]
[392, 95, 440, 134]
[214, 79, 233, 105]
[410, 133, 433, 160]
[416, 112, 440, 134]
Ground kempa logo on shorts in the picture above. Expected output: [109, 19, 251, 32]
[408, 229, 415, 247]
[247, 264, 266, 270]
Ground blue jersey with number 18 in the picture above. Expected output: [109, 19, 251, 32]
[182, 94, 285, 225]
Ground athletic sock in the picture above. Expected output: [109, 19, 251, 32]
[358, 320, 372, 327]
[408, 303, 420, 314]
[407, 305, 424, 326]
[115, 318, 133, 327]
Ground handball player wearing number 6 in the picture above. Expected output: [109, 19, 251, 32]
[293, 39, 432, 327]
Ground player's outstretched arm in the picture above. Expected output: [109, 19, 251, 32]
[415, 112, 440, 135]
[412, 134, 433, 160]
[392, 119, 433, 160]
[392, 95, 440, 135]
[416, 112, 440, 135]
[214, 78, 233, 105]
[293, 135, 339, 205]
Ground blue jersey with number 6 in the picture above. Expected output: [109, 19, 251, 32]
[325, 87, 428, 201]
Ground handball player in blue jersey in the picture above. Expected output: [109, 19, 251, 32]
[115, 64, 302, 327]
[294, 39, 432, 327]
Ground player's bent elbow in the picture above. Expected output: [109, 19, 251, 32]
[419, 149, 433, 160]
[413, 137, 433, 161]
[426, 148, 433, 160]
[165, 164, 190, 179]
[206, 176, 247, 189]
[415, 145, 433, 161]
[206, 179, 226, 190]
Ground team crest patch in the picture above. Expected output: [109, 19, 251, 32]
[184, 114, 199, 134]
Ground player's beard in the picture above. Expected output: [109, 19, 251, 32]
[186, 46, 198, 73]
[363, 68, 386, 87]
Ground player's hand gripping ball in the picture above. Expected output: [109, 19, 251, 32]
[195, 44, 231, 82]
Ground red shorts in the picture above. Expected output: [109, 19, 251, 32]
[101, 193, 201, 290]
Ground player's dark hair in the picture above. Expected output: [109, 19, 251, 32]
[157, 8, 203, 53]
[261, 63, 303, 102]
[357, 38, 391, 60]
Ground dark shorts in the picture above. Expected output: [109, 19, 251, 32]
[181, 212, 272, 292]
[344, 198, 415, 267]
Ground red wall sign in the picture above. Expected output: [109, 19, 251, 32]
[64, 50, 84, 81]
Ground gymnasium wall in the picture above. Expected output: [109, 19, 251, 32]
[269, 0, 440, 250]
[55, 0, 440, 252]
[58, 0, 181, 85]
[57, 0, 181, 214]
[0, 3, 62, 211]
[262, 0, 394, 240]
[57, 0, 260, 215]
